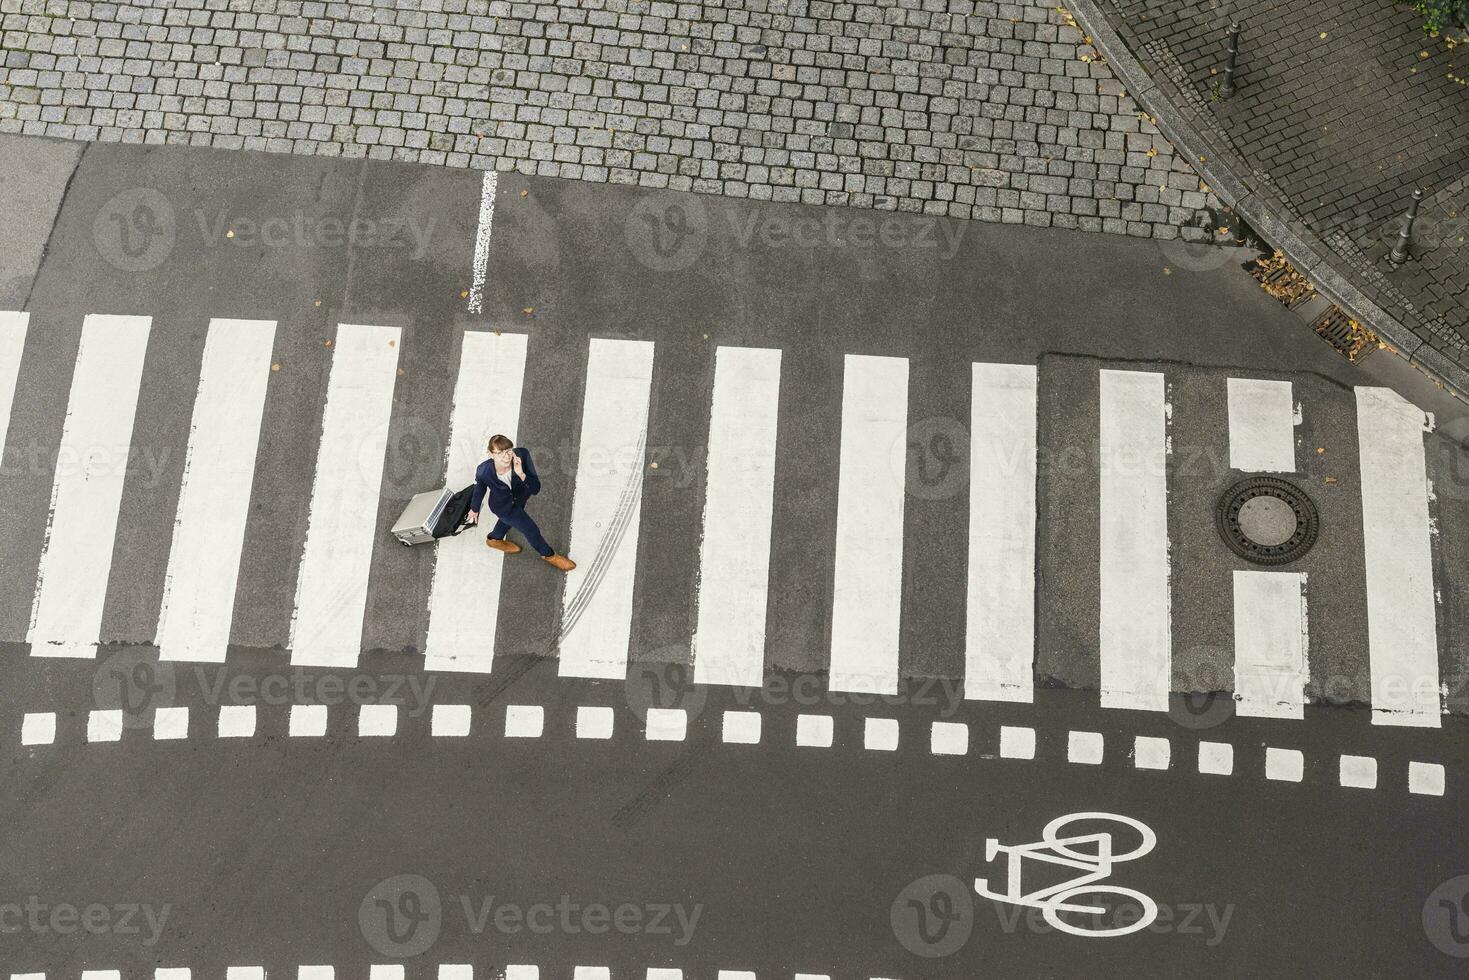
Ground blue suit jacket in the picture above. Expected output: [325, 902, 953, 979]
[470, 447, 542, 517]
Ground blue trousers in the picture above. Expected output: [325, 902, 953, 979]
[488, 503, 554, 557]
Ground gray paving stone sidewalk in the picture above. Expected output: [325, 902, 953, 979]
[1080, 0, 1469, 379]
[0, 0, 1220, 241]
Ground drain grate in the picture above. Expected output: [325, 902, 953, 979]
[1216, 476, 1320, 566]
[1246, 251, 1316, 310]
[1311, 306, 1377, 362]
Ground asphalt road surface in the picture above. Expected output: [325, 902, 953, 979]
[2, 133, 1468, 977]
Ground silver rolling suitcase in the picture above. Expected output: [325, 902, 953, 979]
[391, 485, 474, 546]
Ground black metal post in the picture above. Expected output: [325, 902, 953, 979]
[1390, 189, 1424, 265]
[1220, 23, 1241, 98]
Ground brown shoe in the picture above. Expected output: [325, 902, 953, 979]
[486, 537, 521, 554]
[542, 553, 576, 571]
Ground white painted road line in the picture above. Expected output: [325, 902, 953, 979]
[1198, 741, 1234, 776]
[1232, 570, 1309, 720]
[21, 712, 55, 746]
[28, 314, 152, 659]
[424, 330, 528, 672]
[1226, 377, 1296, 472]
[999, 725, 1034, 759]
[692, 345, 782, 688]
[1410, 761, 1445, 796]
[1355, 387, 1440, 727]
[1068, 730, 1103, 765]
[864, 717, 899, 751]
[432, 704, 472, 736]
[1098, 368, 1171, 712]
[466, 169, 498, 315]
[796, 714, 833, 747]
[558, 338, 655, 680]
[966, 361, 1037, 701]
[289, 323, 402, 667]
[722, 710, 761, 744]
[0, 311, 28, 455]
[829, 353, 908, 695]
[1265, 746, 1304, 782]
[930, 721, 968, 755]
[157, 318, 277, 663]
[1134, 735, 1170, 770]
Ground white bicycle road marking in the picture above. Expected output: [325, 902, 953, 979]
[975, 811, 1159, 938]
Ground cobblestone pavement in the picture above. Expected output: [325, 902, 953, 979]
[0, 0, 1222, 240]
[1083, 0, 1469, 381]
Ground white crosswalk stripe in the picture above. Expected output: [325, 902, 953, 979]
[1226, 377, 1309, 719]
[692, 345, 782, 689]
[157, 318, 277, 663]
[557, 338, 656, 680]
[829, 353, 908, 696]
[965, 361, 1038, 702]
[289, 323, 402, 667]
[28, 314, 152, 658]
[1, 309, 1459, 724]
[1355, 386, 1440, 727]
[1097, 368, 1171, 712]
[423, 330, 528, 672]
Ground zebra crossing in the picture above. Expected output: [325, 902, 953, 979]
[0, 309, 1456, 727]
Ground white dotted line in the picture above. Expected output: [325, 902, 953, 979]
[10, 968, 877, 980]
[20, 707, 1447, 796]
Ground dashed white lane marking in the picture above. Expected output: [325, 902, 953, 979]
[359, 704, 397, 736]
[1098, 368, 1171, 712]
[87, 710, 123, 743]
[722, 710, 761, 744]
[646, 707, 687, 741]
[424, 330, 529, 673]
[370, 967, 403, 980]
[1232, 570, 1309, 720]
[1265, 746, 1304, 782]
[20, 712, 54, 746]
[432, 704, 472, 736]
[1410, 761, 1445, 796]
[999, 725, 1035, 759]
[28, 314, 152, 659]
[218, 705, 256, 738]
[1134, 735, 1170, 770]
[1068, 730, 1103, 765]
[574, 968, 609, 980]
[558, 338, 656, 680]
[930, 721, 968, 755]
[966, 361, 1038, 701]
[154, 706, 189, 740]
[796, 713, 833, 748]
[290, 703, 327, 737]
[465, 169, 498, 315]
[863, 717, 899, 751]
[505, 704, 544, 737]
[829, 353, 908, 696]
[1198, 741, 1234, 776]
[229, 969, 265, 980]
[157, 318, 277, 663]
[1227, 377, 1296, 472]
[576, 705, 615, 739]
[289, 324, 402, 668]
[1355, 386, 1440, 727]
[1340, 754, 1377, 789]
[692, 345, 782, 689]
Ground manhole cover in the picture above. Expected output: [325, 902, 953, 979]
[1216, 476, 1320, 565]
